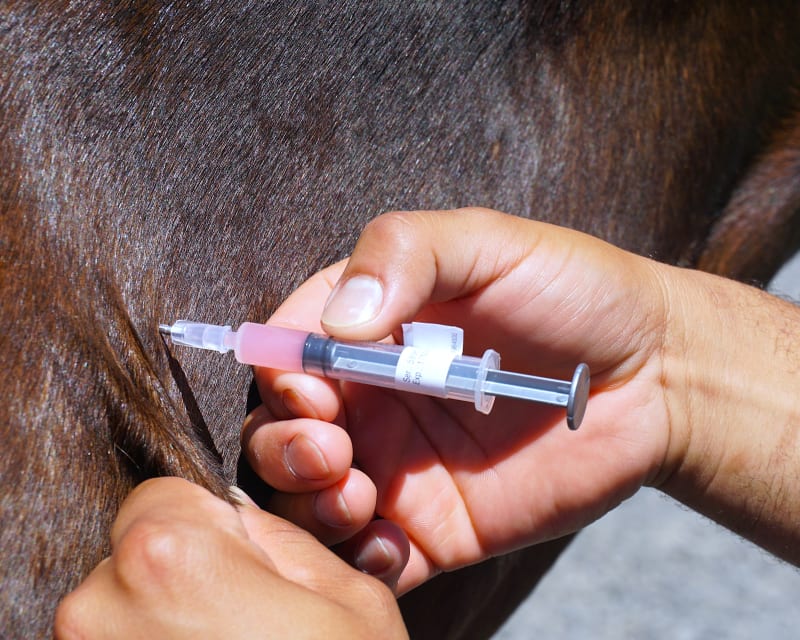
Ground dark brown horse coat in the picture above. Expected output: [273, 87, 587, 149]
[2, 2, 799, 638]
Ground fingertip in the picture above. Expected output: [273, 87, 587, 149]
[242, 403, 273, 443]
[285, 433, 331, 482]
[316, 213, 432, 341]
[320, 209, 510, 342]
[320, 274, 384, 330]
[348, 520, 410, 592]
[280, 388, 318, 420]
[242, 414, 353, 493]
[266, 468, 377, 546]
[253, 371, 342, 422]
[313, 468, 377, 531]
[312, 484, 354, 529]
[228, 485, 258, 508]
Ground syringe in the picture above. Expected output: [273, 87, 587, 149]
[159, 320, 590, 430]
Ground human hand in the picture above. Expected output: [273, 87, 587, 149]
[243, 208, 679, 593]
[54, 477, 408, 639]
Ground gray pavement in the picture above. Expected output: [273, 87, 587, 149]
[494, 255, 800, 639]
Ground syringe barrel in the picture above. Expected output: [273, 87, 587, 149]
[303, 335, 402, 384]
[301, 335, 486, 405]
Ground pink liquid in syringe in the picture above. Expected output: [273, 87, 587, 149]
[227, 323, 310, 371]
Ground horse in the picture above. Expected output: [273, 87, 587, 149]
[2, 2, 799, 637]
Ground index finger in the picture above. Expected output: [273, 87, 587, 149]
[253, 260, 348, 422]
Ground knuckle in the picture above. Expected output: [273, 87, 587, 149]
[53, 591, 88, 640]
[358, 211, 442, 276]
[114, 519, 195, 591]
[349, 572, 397, 612]
[362, 211, 424, 247]
[345, 575, 407, 638]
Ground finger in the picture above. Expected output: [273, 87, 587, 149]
[255, 370, 342, 422]
[271, 259, 349, 329]
[253, 262, 348, 420]
[319, 208, 543, 340]
[318, 208, 653, 378]
[235, 507, 407, 636]
[242, 406, 354, 492]
[267, 469, 378, 545]
[335, 519, 410, 592]
[61, 491, 331, 638]
[54, 559, 118, 639]
[237, 502, 388, 597]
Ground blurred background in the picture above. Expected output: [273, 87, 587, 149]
[495, 254, 800, 639]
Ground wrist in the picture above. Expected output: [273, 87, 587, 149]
[654, 265, 800, 561]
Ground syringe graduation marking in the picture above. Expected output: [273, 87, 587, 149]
[158, 320, 590, 430]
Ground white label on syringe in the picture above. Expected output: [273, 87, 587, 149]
[394, 323, 463, 396]
[401, 322, 464, 353]
[394, 346, 457, 396]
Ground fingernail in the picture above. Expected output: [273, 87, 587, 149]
[321, 275, 383, 328]
[243, 404, 270, 431]
[313, 487, 353, 528]
[281, 388, 319, 419]
[355, 536, 394, 576]
[285, 434, 330, 481]
[228, 485, 257, 508]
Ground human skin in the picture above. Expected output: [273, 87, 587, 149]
[56, 208, 800, 636]
[246, 208, 800, 593]
[53, 477, 409, 639]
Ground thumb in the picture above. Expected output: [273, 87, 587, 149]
[319, 208, 539, 341]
